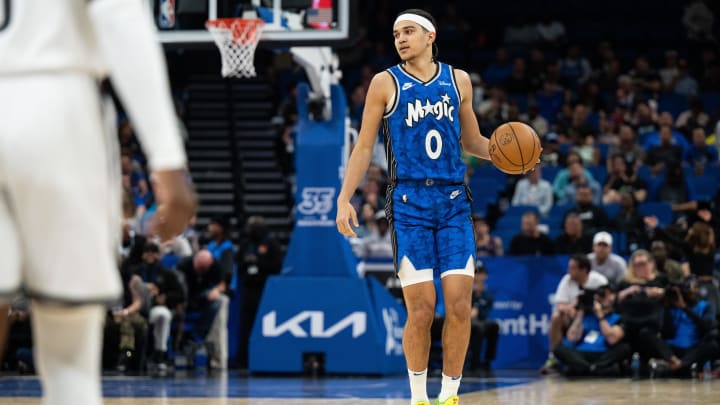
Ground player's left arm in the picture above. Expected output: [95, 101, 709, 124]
[455, 69, 490, 160]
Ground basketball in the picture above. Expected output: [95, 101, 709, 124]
[488, 122, 542, 175]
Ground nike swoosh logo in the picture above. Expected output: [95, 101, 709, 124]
[413, 372, 425, 376]
[450, 190, 461, 199]
[402, 83, 414, 90]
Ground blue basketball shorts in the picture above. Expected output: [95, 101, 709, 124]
[385, 181, 476, 287]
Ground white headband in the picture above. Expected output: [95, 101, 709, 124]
[394, 13, 436, 33]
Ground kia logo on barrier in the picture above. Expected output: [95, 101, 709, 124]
[296, 187, 335, 227]
[262, 311, 367, 338]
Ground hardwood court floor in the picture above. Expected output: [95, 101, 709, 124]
[0, 372, 718, 404]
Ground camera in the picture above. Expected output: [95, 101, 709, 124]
[576, 288, 597, 313]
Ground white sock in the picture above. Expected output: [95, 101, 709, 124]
[408, 368, 429, 403]
[438, 372, 461, 402]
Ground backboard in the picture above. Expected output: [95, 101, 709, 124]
[154, 0, 353, 47]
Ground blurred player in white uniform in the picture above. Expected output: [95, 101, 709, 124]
[0, 1, 196, 404]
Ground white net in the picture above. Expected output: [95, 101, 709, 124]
[206, 19, 264, 78]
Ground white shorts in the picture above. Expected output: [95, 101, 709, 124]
[0, 73, 122, 303]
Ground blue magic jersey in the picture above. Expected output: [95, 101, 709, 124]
[383, 62, 466, 183]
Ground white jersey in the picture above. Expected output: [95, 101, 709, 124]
[0, 0, 105, 76]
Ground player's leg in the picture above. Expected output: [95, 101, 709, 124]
[436, 186, 475, 404]
[32, 303, 105, 405]
[2, 74, 122, 403]
[390, 185, 437, 405]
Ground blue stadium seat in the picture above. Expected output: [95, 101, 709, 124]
[596, 143, 611, 163]
[658, 92, 689, 119]
[540, 165, 561, 183]
[604, 203, 621, 220]
[505, 205, 540, 217]
[587, 165, 608, 185]
[496, 215, 523, 233]
[687, 175, 719, 200]
[508, 93, 529, 113]
[638, 202, 673, 226]
[549, 203, 573, 219]
[702, 92, 720, 117]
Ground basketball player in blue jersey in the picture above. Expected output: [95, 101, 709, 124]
[336, 9, 491, 405]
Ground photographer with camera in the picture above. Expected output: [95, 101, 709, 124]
[660, 277, 719, 376]
[553, 285, 631, 376]
[542, 254, 609, 373]
[616, 250, 672, 369]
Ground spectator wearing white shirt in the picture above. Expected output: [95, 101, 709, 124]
[361, 211, 393, 259]
[588, 231, 628, 285]
[542, 255, 609, 373]
[511, 167, 553, 216]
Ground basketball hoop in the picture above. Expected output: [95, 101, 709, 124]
[206, 18, 264, 78]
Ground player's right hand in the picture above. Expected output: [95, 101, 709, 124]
[151, 169, 198, 241]
[336, 200, 359, 238]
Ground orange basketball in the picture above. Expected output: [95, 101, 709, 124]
[488, 122, 542, 175]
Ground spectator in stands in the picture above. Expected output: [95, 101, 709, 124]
[645, 216, 719, 314]
[112, 266, 148, 374]
[648, 160, 694, 204]
[477, 87, 509, 134]
[483, 48, 513, 87]
[684, 126, 718, 167]
[672, 59, 699, 97]
[559, 45, 592, 89]
[588, 231, 628, 285]
[183, 216, 200, 254]
[508, 211, 555, 256]
[355, 203, 379, 239]
[630, 101, 657, 139]
[662, 277, 719, 376]
[659, 50, 680, 91]
[615, 250, 669, 366]
[473, 215, 503, 257]
[564, 185, 607, 237]
[553, 285, 630, 376]
[607, 125, 645, 171]
[360, 211, 394, 259]
[207, 215, 235, 278]
[555, 213, 592, 254]
[612, 192, 647, 253]
[552, 151, 597, 201]
[543, 255, 608, 373]
[540, 132, 565, 167]
[676, 96, 711, 136]
[237, 215, 283, 369]
[176, 250, 227, 362]
[602, 153, 648, 204]
[511, 167, 553, 216]
[646, 125, 684, 176]
[503, 57, 531, 95]
[651, 240, 685, 284]
[597, 58, 622, 94]
[468, 263, 499, 373]
[557, 162, 602, 206]
[134, 243, 185, 372]
[521, 104, 549, 137]
[3, 296, 33, 374]
[121, 151, 152, 210]
[629, 56, 662, 98]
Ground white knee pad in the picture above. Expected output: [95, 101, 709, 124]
[31, 302, 104, 405]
